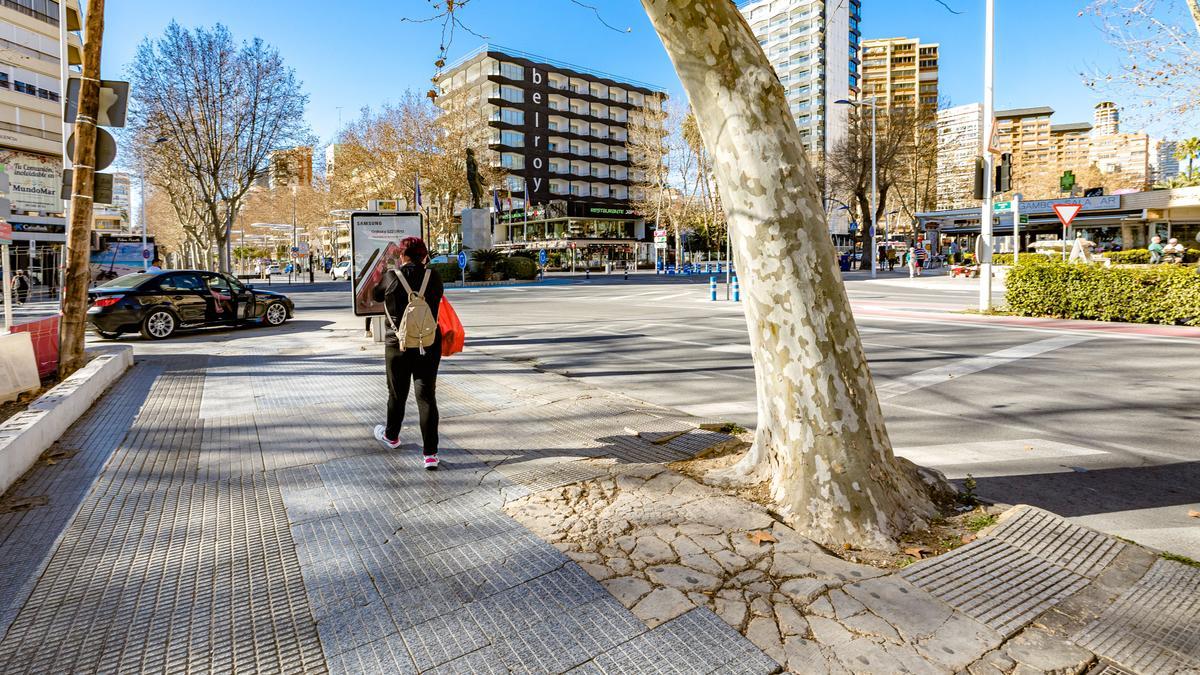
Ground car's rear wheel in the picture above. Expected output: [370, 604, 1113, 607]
[94, 329, 122, 340]
[264, 302, 288, 326]
[141, 309, 178, 340]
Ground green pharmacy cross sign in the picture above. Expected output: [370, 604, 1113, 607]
[1060, 171, 1077, 193]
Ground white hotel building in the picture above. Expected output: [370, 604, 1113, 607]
[736, 0, 862, 235]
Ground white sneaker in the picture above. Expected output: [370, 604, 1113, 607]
[373, 424, 401, 449]
[424, 455, 440, 471]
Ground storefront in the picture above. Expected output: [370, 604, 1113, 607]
[493, 201, 651, 265]
[7, 218, 65, 296]
[917, 188, 1200, 255]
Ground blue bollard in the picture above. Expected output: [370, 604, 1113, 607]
[709, 276, 717, 301]
[732, 275, 740, 302]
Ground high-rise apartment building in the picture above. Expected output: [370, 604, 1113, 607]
[935, 103, 982, 210]
[737, 0, 861, 158]
[1051, 122, 1093, 172]
[0, 0, 82, 285]
[1089, 132, 1149, 181]
[860, 37, 938, 113]
[1093, 101, 1119, 136]
[436, 45, 664, 263]
[1151, 139, 1181, 183]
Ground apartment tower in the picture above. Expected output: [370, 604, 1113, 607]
[934, 103, 983, 211]
[860, 37, 939, 114]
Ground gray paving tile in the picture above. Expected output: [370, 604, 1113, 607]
[400, 607, 490, 672]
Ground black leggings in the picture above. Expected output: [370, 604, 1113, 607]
[385, 343, 441, 455]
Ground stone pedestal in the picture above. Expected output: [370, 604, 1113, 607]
[461, 209, 493, 252]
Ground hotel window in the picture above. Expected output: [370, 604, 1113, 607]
[499, 130, 525, 147]
[500, 63, 523, 80]
[505, 176, 525, 192]
[500, 153, 524, 170]
[499, 85, 523, 103]
[499, 108, 524, 125]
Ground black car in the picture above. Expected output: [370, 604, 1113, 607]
[87, 270, 294, 340]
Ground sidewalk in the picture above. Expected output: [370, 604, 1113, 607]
[0, 324, 1195, 673]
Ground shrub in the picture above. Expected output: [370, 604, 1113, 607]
[1005, 257, 1200, 326]
[431, 262, 461, 284]
[471, 248, 505, 277]
[501, 255, 538, 280]
[992, 253, 1014, 266]
[1103, 249, 1151, 264]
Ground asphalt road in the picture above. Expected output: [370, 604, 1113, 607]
[94, 271, 1200, 559]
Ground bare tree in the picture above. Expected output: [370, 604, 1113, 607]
[827, 106, 924, 268]
[641, 0, 942, 550]
[127, 23, 310, 273]
[1084, 0, 1200, 129]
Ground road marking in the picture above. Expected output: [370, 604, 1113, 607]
[893, 438, 1109, 475]
[874, 334, 1092, 400]
[707, 344, 752, 354]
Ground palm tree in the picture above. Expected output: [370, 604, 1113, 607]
[1175, 137, 1200, 176]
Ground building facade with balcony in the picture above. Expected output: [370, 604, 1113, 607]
[0, 0, 81, 288]
[737, 0, 861, 235]
[860, 37, 938, 114]
[935, 103, 983, 211]
[436, 45, 665, 265]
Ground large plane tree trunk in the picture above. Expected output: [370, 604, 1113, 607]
[641, 0, 939, 550]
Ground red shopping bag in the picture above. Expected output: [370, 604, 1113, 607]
[438, 297, 465, 357]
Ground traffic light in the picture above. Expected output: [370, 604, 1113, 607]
[995, 153, 1012, 193]
[972, 156, 985, 200]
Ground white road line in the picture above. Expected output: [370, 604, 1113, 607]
[707, 344, 752, 354]
[874, 334, 1092, 400]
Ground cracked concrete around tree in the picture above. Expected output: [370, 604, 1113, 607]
[505, 462, 1198, 674]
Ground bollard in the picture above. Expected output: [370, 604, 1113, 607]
[585, 268, 590, 280]
[732, 275, 740, 302]
[709, 276, 717, 301]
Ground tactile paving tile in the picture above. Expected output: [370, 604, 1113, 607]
[592, 608, 778, 675]
[1074, 559, 1200, 673]
[663, 428, 736, 457]
[1086, 662, 1137, 675]
[624, 416, 695, 444]
[989, 506, 1124, 579]
[902, 537, 1089, 636]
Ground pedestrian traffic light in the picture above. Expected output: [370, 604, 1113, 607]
[972, 156, 985, 200]
[996, 153, 1012, 193]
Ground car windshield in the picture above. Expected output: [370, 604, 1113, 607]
[97, 273, 158, 289]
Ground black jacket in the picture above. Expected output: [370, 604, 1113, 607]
[372, 263, 444, 348]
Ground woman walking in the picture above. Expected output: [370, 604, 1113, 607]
[371, 237, 445, 470]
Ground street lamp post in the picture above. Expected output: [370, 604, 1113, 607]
[980, 0, 996, 311]
[836, 97, 878, 278]
[290, 185, 297, 283]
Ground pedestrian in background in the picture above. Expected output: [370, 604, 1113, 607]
[11, 270, 29, 305]
[1149, 236, 1164, 264]
[906, 247, 918, 278]
[372, 236, 445, 470]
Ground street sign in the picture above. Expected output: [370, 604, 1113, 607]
[1052, 203, 1083, 227]
[1020, 215, 1029, 224]
[653, 229, 667, 237]
[61, 170, 113, 203]
[457, 251, 467, 269]
[65, 78, 130, 127]
[993, 201, 1012, 213]
[141, 247, 150, 260]
[569, 242, 576, 249]
[0, 220, 11, 246]
[538, 249, 547, 266]
[65, 127, 118, 172]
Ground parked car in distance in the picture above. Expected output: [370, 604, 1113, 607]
[87, 270, 294, 340]
[265, 264, 281, 275]
[429, 255, 449, 265]
[331, 260, 352, 280]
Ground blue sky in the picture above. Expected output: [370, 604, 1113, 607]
[100, 0, 1189, 146]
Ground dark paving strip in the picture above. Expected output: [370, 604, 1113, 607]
[0, 357, 327, 674]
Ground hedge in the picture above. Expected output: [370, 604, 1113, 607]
[431, 262, 462, 284]
[1005, 257, 1200, 325]
[501, 256, 539, 280]
[1103, 248, 1200, 264]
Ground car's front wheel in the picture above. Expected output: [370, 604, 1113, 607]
[264, 301, 288, 326]
[140, 309, 178, 340]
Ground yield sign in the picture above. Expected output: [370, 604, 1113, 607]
[1052, 203, 1083, 227]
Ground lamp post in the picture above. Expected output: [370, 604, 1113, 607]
[980, 0, 996, 311]
[290, 185, 298, 283]
[139, 137, 168, 270]
[836, 97, 878, 278]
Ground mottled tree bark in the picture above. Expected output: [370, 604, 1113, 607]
[641, 0, 939, 550]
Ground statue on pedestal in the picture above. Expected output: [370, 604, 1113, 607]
[465, 149, 485, 210]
